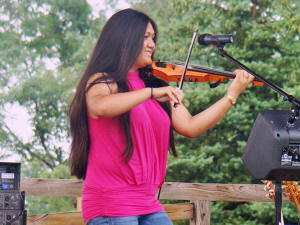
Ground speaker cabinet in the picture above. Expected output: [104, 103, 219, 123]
[242, 110, 300, 180]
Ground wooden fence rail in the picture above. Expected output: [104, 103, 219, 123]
[20, 178, 293, 225]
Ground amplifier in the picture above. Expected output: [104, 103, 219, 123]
[0, 191, 25, 210]
[0, 163, 20, 191]
[0, 210, 27, 225]
[243, 110, 300, 180]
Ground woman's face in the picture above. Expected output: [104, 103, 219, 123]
[130, 22, 156, 72]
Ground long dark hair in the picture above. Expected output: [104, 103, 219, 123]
[69, 8, 176, 179]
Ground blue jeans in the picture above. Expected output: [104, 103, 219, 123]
[86, 211, 173, 225]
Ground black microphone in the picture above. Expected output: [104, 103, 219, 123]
[198, 33, 235, 47]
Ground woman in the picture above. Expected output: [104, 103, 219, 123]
[69, 8, 254, 225]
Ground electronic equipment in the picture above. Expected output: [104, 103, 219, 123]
[0, 210, 27, 225]
[0, 163, 20, 191]
[0, 191, 25, 210]
[242, 110, 300, 180]
[0, 162, 26, 225]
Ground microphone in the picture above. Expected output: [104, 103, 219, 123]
[198, 33, 235, 47]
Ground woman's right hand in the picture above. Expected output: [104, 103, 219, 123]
[152, 86, 184, 104]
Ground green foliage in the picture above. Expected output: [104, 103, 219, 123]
[0, 0, 106, 213]
[1, 69, 73, 168]
[21, 160, 77, 215]
[0, 0, 106, 167]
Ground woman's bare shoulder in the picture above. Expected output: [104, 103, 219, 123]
[86, 72, 118, 95]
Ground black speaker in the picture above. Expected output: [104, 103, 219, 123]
[242, 110, 300, 181]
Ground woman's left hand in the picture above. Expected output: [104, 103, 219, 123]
[226, 70, 254, 99]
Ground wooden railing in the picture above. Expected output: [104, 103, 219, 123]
[21, 178, 292, 225]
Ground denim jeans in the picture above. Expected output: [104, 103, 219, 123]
[86, 211, 173, 225]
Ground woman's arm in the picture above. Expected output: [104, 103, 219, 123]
[86, 74, 181, 118]
[171, 70, 254, 138]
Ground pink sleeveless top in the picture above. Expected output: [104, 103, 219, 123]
[82, 71, 171, 222]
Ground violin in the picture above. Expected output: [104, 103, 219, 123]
[152, 61, 264, 88]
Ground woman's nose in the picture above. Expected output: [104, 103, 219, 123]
[147, 38, 155, 49]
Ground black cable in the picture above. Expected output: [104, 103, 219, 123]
[157, 187, 162, 200]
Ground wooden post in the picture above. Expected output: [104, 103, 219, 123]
[77, 197, 82, 211]
[190, 200, 210, 225]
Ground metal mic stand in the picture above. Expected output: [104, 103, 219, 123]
[217, 46, 300, 225]
[274, 181, 283, 225]
[217, 46, 300, 125]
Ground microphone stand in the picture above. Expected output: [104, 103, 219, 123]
[217, 46, 300, 125]
[217, 45, 300, 225]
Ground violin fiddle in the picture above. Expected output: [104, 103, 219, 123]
[152, 61, 264, 88]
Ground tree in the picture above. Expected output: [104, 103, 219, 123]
[0, 0, 107, 214]
[0, 0, 106, 168]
